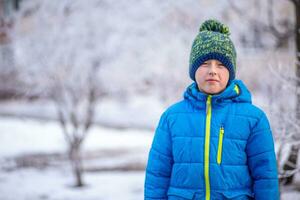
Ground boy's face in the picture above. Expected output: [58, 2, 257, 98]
[195, 59, 229, 95]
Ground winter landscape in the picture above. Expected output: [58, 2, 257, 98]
[0, 0, 300, 199]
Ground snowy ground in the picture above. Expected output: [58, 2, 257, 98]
[0, 116, 153, 158]
[0, 168, 144, 200]
[0, 97, 164, 130]
[0, 116, 152, 200]
[0, 117, 300, 200]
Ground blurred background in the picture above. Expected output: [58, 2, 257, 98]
[0, 0, 299, 199]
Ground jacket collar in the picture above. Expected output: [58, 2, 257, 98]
[183, 79, 252, 109]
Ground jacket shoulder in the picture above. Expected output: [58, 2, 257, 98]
[235, 103, 270, 132]
[164, 99, 193, 116]
[235, 102, 266, 120]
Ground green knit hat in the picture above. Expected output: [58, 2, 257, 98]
[189, 19, 237, 82]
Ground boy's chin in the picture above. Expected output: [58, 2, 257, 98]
[201, 87, 224, 95]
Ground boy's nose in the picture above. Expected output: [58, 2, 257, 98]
[208, 65, 217, 75]
[209, 70, 217, 76]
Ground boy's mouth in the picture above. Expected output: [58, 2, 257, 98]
[206, 79, 219, 82]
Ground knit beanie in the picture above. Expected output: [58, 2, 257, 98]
[189, 19, 237, 82]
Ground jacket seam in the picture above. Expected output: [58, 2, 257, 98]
[151, 147, 173, 160]
[251, 112, 265, 131]
[144, 196, 167, 200]
[146, 169, 171, 179]
[251, 128, 271, 135]
[168, 185, 253, 191]
[156, 126, 169, 134]
[172, 135, 248, 141]
[167, 111, 261, 121]
[247, 149, 274, 158]
[247, 112, 266, 144]
[173, 162, 247, 166]
[254, 178, 278, 180]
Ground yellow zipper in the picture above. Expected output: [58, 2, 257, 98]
[217, 126, 224, 165]
[205, 95, 212, 200]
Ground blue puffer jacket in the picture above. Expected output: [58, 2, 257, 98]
[144, 80, 279, 200]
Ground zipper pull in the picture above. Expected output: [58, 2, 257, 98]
[217, 125, 225, 165]
[220, 126, 224, 134]
[206, 95, 212, 104]
[206, 95, 212, 113]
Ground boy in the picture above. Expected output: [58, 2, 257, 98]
[144, 19, 279, 200]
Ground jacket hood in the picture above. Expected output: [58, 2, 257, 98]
[183, 79, 252, 109]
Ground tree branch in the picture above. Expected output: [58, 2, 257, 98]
[288, 0, 299, 6]
[54, 99, 72, 145]
[267, 0, 295, 48]
[227, 0, 244, 16]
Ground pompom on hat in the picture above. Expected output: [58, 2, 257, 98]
[189, 19, 237, 82]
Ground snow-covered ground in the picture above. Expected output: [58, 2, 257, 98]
[0, 168, 144, 200]
[0, 96, 165, 130]
[0, 116, 153, 158]
[0, 116, 152, 200]
[0, 117, 299, 200]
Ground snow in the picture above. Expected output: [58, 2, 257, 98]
[1, 169, 299, 200]
[0, 117, 64, 157]
[0, 116, 152, 200]
[0, 117, 300, 199]
[0, 0, 298, 199]
[0, 117, 153, 158]
[0, 168, 144, 200]
[0, 95, 165, 130]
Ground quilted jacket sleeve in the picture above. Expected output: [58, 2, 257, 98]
[144, 112, 173, 200]
[246, 112, 279, 200]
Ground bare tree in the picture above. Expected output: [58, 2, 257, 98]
[228, 0, 300, 185]
[53, 61, 99, 187]
[276, 0, 300, 185]
[266, 60, 300, 190]
[228, 0, 294, 49]
[0, 0, 22, 99]
[14, 0, 105, 187]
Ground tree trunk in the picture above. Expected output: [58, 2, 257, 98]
[69, 144, 84, 187]
[282, 0, 300, 185]
[295, 1, 300, 119]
